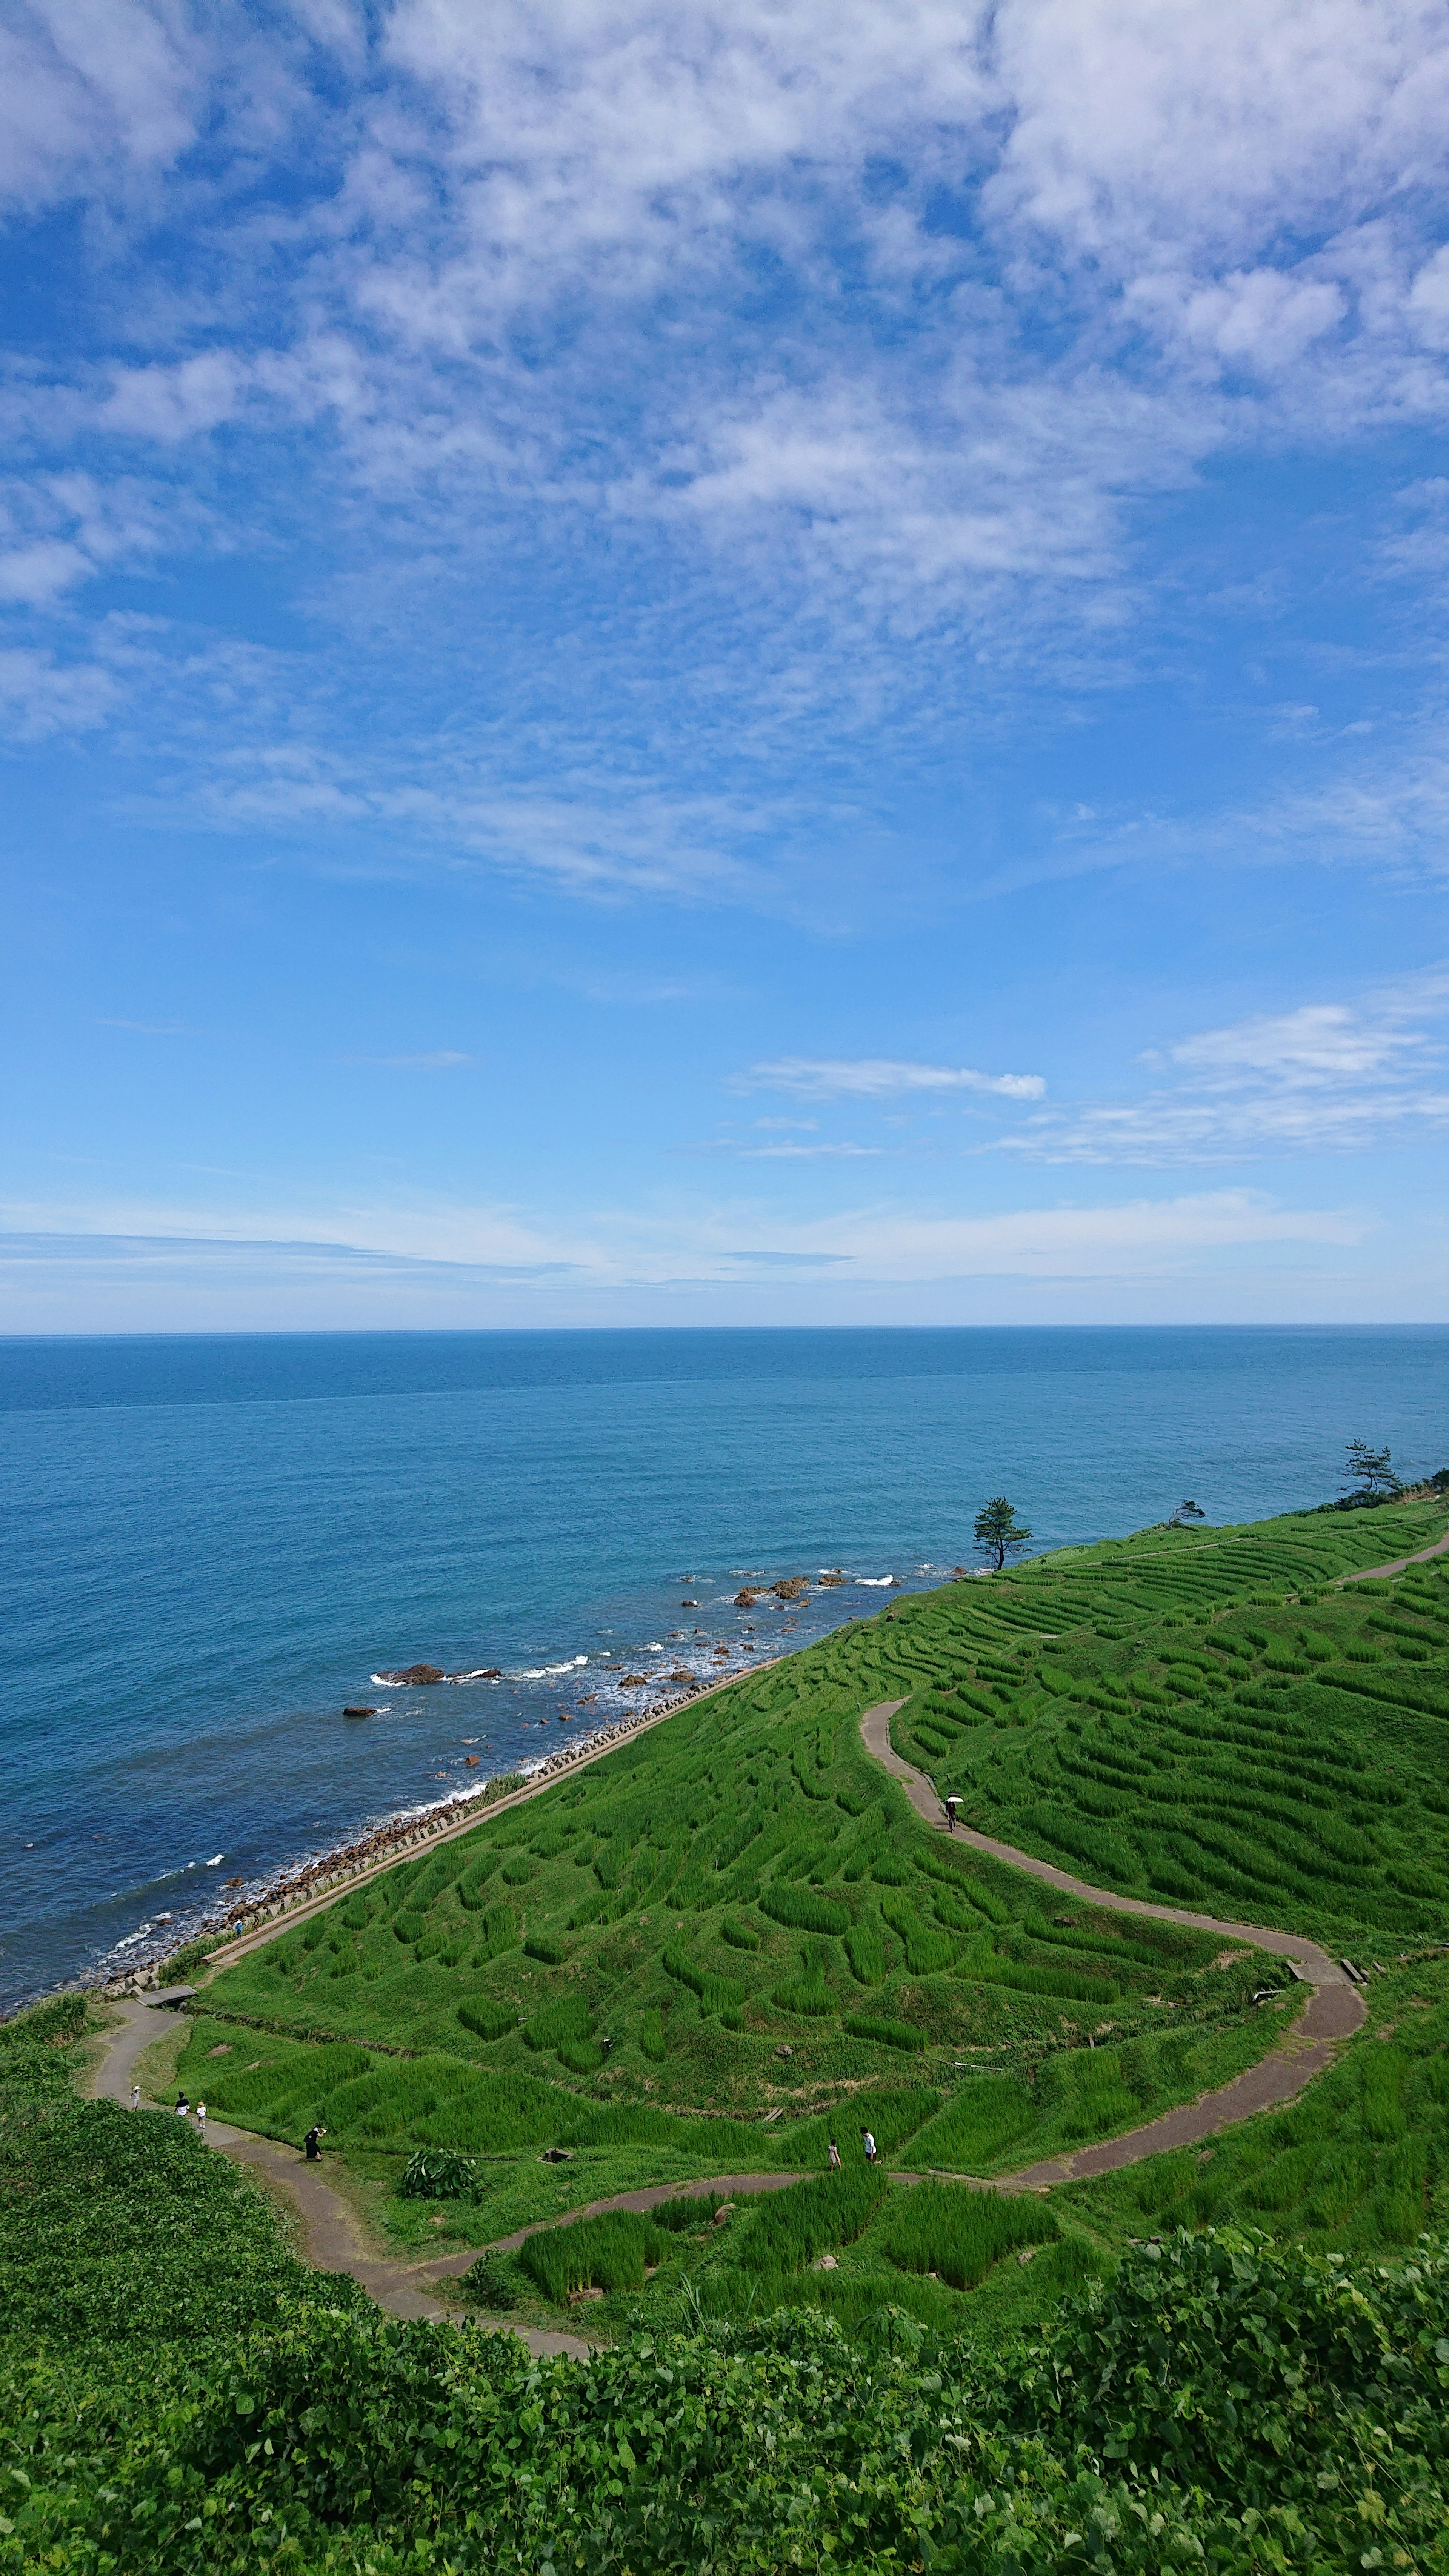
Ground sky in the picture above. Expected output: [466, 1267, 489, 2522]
[3, 0, 1449, 1332]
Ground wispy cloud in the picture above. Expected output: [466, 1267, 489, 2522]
[97, 1017, 197, 1037]
[345, 1050, 477, 1070]
[1006, 976, 1449, 1165]
[742, 1056, 1047, 1101]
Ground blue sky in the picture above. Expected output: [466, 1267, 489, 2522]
[3, 0, 1449, 1331]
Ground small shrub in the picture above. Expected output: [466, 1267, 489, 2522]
[460, 2249, 524, 2310]
[523, 1935, 565, 1965]
[720, 1918, 761, 1950]
[398, 2146, 476, 2201]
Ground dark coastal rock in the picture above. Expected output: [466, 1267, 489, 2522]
[381, 1664, 446, 1684]
[771, 1578, 809, 1601]
[680, 1599, 698, 1607]
[343, 1705, 377, 1718]
[479, 1668, 503, 1679]
[734, 1587, 763, 1607]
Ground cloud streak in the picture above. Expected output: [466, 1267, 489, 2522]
[742, 1056, 1047, 1101]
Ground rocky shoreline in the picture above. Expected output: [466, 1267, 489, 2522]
[98, 1666, 758, 1997]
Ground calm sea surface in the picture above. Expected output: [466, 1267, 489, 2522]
[2, 1325, 1444, 2010]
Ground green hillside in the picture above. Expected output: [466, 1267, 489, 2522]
[167, 1493, 1449, 2336]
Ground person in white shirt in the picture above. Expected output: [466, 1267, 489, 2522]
[861, 2127, 877, 2163]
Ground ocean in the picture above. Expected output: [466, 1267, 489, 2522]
[2, 1324, 1444, 2011]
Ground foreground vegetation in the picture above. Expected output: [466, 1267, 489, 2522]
[4, 1998, 1448, 2573]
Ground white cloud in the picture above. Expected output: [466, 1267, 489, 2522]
[743, 1055, 1047, 1100]
[1005, 976, 1449, 1164]
[102, 353, 246, 443]
[0, 644, 115, 737]
[0, 0, 203, 210]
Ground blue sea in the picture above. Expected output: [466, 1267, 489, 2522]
[2, 1325, 1444, 2012]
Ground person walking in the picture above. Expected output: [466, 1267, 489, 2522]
[129, 2083, 140, 2111]
[303, 2123, 327, 2162]
[175, 2092, 189, 2118]
[827, 2138, 841, 2170]
[195, 2099, 206, 2136]
[861, 2127, 877, 2164]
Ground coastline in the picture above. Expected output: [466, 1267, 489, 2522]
[95, 1659, 784, 1998]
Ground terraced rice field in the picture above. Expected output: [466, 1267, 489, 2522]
[890, 1510, 1449, 1939]
[175, 1492, 1449, 2331]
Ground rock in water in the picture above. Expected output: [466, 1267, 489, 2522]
[343, 1705, 377, 1718]
[381, 1664, 446, 1684]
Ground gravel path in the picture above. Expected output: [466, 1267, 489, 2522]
[858, 1699, 1366, 2187]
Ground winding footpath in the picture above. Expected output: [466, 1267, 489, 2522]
[86, 1695, 1372, 2337]
[861, 1699, 1365, 2188]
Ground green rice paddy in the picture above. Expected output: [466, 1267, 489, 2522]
[174, 1491, 1449, 2333]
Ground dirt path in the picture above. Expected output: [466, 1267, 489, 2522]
[857, 1700, 1366, 2188]
[88, 1993, 592, 2353]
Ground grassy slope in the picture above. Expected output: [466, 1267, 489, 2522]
[174, 1495, 1447, 2331]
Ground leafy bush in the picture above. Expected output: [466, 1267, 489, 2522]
[523, 1934, 565, 1964]
[459, 2249, 525, 2309]
[399, 2145, 476, 2200]
[719, 1918, 760, 1950]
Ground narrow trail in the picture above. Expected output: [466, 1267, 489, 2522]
[88, 1993, 594, 2352]
[859, 1699, 1366, 2187]
[1337, 1520, 1449, 1583]
[89, 1993, 800, 2337]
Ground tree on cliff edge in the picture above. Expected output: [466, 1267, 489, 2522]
[974, 1496, 1033, 1571]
